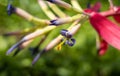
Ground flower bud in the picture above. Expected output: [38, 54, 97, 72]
[66, 38, 76, 46]
[7, 4, 15, 15]
[60, 29, 72, 38]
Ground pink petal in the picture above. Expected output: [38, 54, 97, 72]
[111, 7, 120, 23]
[90, 12, 120, 50]
[85, 2, 101, 13]
[113, 7, 120, 23]
[91, 2, 101, 12]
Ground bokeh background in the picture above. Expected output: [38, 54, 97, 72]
[0, 0, 120, 76]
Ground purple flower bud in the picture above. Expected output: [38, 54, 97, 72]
[32, 49, 46, 65]
[50, 20, 60, 25]
[32, 53, 40, 65]
[60, 29, 72, 38]
[46, 0, 55, 3]
[6, 39, 26, 55]
[60, 29, 68, 36]
[7, 4, 15, 15]
[66, 38, 76, 46]
[66, 32, 72, 38]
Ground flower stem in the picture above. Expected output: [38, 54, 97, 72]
[108, 0, 114, 9]
[71, 0, 83, 13]
[47, 2, 67, 18]
[38, 0, 57, 19]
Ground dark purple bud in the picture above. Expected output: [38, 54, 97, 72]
[60, 29, 72, 38]
[66, 32, 72, 38]
[50, 20, 59, 25]
[66, 38, 76, 46]
[32, 53, 40, 65]
[60, 29, 68, 36]
[71, 38, 76, 44]
[6, 39, 26, 55]
[46, 0, 55, 3]
[32, 49, 46, 65]
[7, 4, 15, 15]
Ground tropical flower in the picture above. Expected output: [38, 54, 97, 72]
[6, 0, 120, 64]
[85, 1, 120, 55]
[89, 12, 120, 51]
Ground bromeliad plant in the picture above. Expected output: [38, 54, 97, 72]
[4, 0, 120, 65]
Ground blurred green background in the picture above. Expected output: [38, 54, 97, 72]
[0, 0, 120, 76]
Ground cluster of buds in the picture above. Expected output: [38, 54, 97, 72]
[4, 0, 120, 65]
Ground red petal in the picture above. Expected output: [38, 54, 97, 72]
[113, 7, 120, 23]
[90, 12, 120, 50]
[84, 9, 93, 13]
[98, 40, 108, 56]
[113, 14, 120, 23]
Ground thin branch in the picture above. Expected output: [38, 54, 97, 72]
[108, 0, 114, 9]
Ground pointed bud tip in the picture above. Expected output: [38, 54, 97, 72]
[32, 54, 40, 65]
[7, 4, 15, 16]
[6, 47, 15, 55]
[32, 49, 46, 65]
[6, 40, 25, 55]
[49, 20, 59, 25]
[46, 0, 55, 3]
